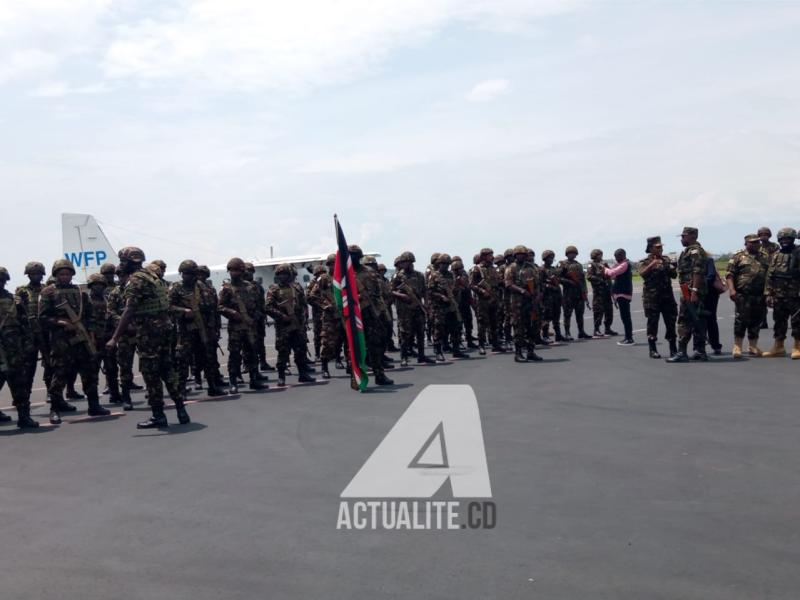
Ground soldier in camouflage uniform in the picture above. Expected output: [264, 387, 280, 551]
[428, 254, 469, 362]
[425, 253, 440, 344]
[218, 258, 266, 393]
[667, 227, 709, 362]
[470, 248, 503, 354]
[169, 260, 225, 396]
[505, 246, 543, 362]
[493, 254, 508, 349]
[763, 228, 800, 359]
[15, 261, 52, 395]
[39, 259, 110, 424]
[452, 258, 476, 349]
[86, 274, 121, 404]
[726, 234, 768, 359]
[540, 250, 563, 343]
[107, 247, 190, 428]
[309, 254, 347, 379]
[637, 236, 677, 359]
[265, 264, 316, 386]
[306, 265, 327, 361]
[107, 267, 137, 410]
[197, 265, 228, 386]
[0, 267, 40, 428]
[350, 245, 393, 385]
[362, 256, 393, 366]
[501, 249, 514, 345]
[587, 249, 617, 337]
[243, 262, 273, 372]
[558, 246, 591, 341]
[391, 251, 434, 366]
[97, 262, 121, 397]
[757, 227, 778, 329]
[377, 263, 400, 352]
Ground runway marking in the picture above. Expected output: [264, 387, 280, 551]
[66, 412, 126, 424]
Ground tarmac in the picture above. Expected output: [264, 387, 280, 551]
[1, 289, 799, 600]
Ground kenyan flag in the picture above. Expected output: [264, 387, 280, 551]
[333, 215, 369, 392]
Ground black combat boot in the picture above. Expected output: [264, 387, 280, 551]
[87, 389, 111, 417]
[0, 410, 11, 422]
[605, 327, 619, 336]
[668, 339, 678, 358]
[562, 325, 573, 342]
[121, 385, 134, 411]
[16, 405, 39, 429]
[374, 371, 394, 385]
[526, 346, 543, 362]
[52, 392, 77, 412]
[577, 325, 592, 340]
[466, 337, 479, 349]
[229, 372, 241, 394]
[173, 398, 191, 424]
[418, 349, 435, 364]
[205, 375, 226, 397]
[108, 380, 122, 404]
[277, 367, 286, 387]
[249, 370, 266, 390]
[648, 338, 661, 359]
[434, 344, 446, 363]
[129, 381, 144, 391]
[66, 384, 84, 400]
[297, 358, 316, 383]
[321, 361, 331, 379]
[514, 345, 527, 363]
[137, 406, 169, 429]
[666, 341, 689, 363]
[554, 323, 565, 342]
[335, 358, 345, 370]
[478, 344, 487, 356]
[193, 374, 203, 390]
[400, 352, 409, 367]
[452, 343, 470, 359]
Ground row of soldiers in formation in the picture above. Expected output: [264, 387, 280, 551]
[1, 225, 798, 430]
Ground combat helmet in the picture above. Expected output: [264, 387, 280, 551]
[451, 259, 464, 271]
[777, 227, 797, 240]
[179, 259, 198, 274]
[363, 255, 378, 267]
[227, 257, 246, 271]
[473, 254, 480, 265]
[197, 265, 210, 278]
[541, 249, 555, 260]
[0, 267, 9, 282]
[565, 245, 578, 256]
[100, 262, 117, 276]
[87, 273, 107, 287]
[326, 253, 336, 265]
[313, 265, 326, 276]
[512, 245, 528, 256]
[503, 248, 513, 259]
[590, 249, 602, 260]
[24, 261, 46, 276]
[51, 259, 76, 277]
[151, 259, 167, 271]
[436, 253, 452, 265]
[430, 252, 440, 265]
[118, 246, 146, 264]
[399, 251, 416, 263]
[479, 247, 494, 257]
[244, 262, 255, 273]
[347, 245, 363, 258]
[275, 263, 292, 276]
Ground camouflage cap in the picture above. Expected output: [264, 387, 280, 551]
[51, 259, 76, 276]
[0, 267, 9, 281]
[87, 273, 107, 287]
[347, 244, 363, 258]
[24, 261, 46, 275]
[151, 259, 167, 271]
[565, 245, 578, 256]
[275, 263, 292, 275]
[100, 262, 117, 276]
[744, 234, 760, 243]
[313, 265, 327, 276]
[118, 246, 146, 263]
[541, 249, 555, 260]
[503, 248, 513, 258]
[512, 244, 528, 255]
[646, 236, 662, 253]
[362, 255, 378, 266]
[590, 249, 602, 260]
[777, 227, 797, 240]
[326, 253, 337, 264]
[436, 253, 452, 264]
[179, 259, 198, 274]
[244, 262, 255, 273]
[399, 251, 415, 263]
[451, 259, 464, 270]
[430, 252, 440, 264]
[757, 226, 772, 236]
[226, 257, 246, 271]
[681, 226, 698, 236]
[197, 265, 210, 278]
[479, 247, 494, 257]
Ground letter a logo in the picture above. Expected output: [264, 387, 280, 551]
[341, 385, 492, 498]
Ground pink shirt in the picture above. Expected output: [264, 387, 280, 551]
[603, 261, 633, 301]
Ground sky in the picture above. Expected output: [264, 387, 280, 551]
[2, 0, 800, 279]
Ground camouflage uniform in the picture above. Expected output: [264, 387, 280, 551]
[219, 273, 262, 385]
[15, 269, 52, 394]
[244, 263, 271, 370]
[198, 265, 225, 382]
[540, 251, 563, 341]
[265, 264, 314, 384]
[504, 247, 541, 360]
[726, 242, 768, 344]
[306, 265, 326, 360]
[638, 251, 677, 348]
[501, 249, 513, 344]
[352, 247, 391, 382]
[310, 257, 347, 376]
[377, 264, 398, 352]
[587, 253, 614, 334]
[427, 254, 465, 359]
[391, 252, 429, 362]
[363, 256, 392, 357]
[675, 235, 709, 353]
[86, 274, 120, 402]
[764, 230, 800, 353]
[470, 250, 503, 351]
[558, 248, 589, 339]
[107, 278, 137, 395]
[452, 260, 475, 346]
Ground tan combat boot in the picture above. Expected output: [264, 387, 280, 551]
[747, 338, 762, 357]
[792, 338, 800, 360]
[763, 340, 786, 358]
[732, 337, 743, 359]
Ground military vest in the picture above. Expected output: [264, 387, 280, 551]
[767, 248, 799, 297]
[727, 251, 767, 295]
[128, 270, 170, 317]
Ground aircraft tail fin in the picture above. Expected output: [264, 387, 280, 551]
[61, 213, 116, 284]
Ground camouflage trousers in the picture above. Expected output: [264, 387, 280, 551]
[643, 297, 677, 341]
[592, 288, 614, 331]
[93, 337, 119, 390]
[22, 332, 51, 396]
[363, 311, 387, 377]
[503, 296, 512, 341]
[136, 328, 182, 409]
[771, 297, 800, 340]
[311, 309, 323, 357]
[48, 338, 98, 399]
[475, 299, 499, 347]
[677, 298, 708, 349]
[733, 294, 766, 339]
[275, 326, 308, 371]
[117, 335, 137, 388]
[458, 298, 474, 341]
[542, 289, 562, 327]
[256, 318, 268, 366]
[397, 307, 426, 358]
[320, 313, 346, 363]
[228, 327, 259, 378]
[432, 308, 461, 349]
[562, 292, 585, 333]
[176, 328, 216, 387]
[1, 329, 32, 407]
[509, 300, 535, 349]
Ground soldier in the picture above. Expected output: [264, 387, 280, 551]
[349, 245, 393, 386]
[306, 264, 327, 361]
[666, 227, 709, 362]
[0, 267, 40, 428]
[169, 260, 225, 396]
[264, 264, 316, 386]
[502, 248, 514, 345]
[362, 255, 393, 365]
[243, 262, 273, 372]
[15, 261, 52, 395]
[505, 245, 543, 363]
[428, 253, 469, 362]
[757, 226, 778, 329]
[106, 247, 190, 428]
[39, 259, 110, 424]
[526, 249, 547, 346]
[197, 264, 228, 385]
[587, 249, 617, 337]
[763, 228, 800, 359]
[86, 274, 121, 404]
[540, 250, 564, 343]
[218, 258, 266, 393]
[107, 267, 136, 410]
[391, 251, 434, 366]
[726, 234, 769, 359]
[558, 246, 591, 341]
[425, 253, 440, 344]
[97, 262, 121, 397]
[310, 254, 347, 379]
[637, 236, 678, 359]
[493, 254, 508, 348]
[452, 258, 476, 349]
[470, 248, 503, 354]
[377, 263, 400, 352]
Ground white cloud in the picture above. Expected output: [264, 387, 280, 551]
[29, 80, 109, 97]
[466, 78, 510, 102]
[0, 49, 58, 83]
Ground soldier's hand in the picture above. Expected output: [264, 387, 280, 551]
[728, 290, 737, 302]
[106, 338, 118, 353]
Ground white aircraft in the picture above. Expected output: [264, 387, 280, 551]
[62, 213, 380, 286]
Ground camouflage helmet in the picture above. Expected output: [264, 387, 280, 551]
[436, 253, 452, 265]
[541, 249, 555, 260]
[100, 262, 117, 276]
[179, 259, 198, 274]
[275, 263, 292, 276]
[451, 259, 464, 271]
[51, 259, 76, 276]
[24, 261, 46, 276]
[118, 246, 146, 264]
[430, 252, 440, 264]
[512, 244, 528, 256]
[313, 265, 326, 276]
[151, 259, 167, 271]
[0, 267, 9, 282]
[347, 244, 363, 258]
[87, 273, 107, 287]
[146, 263, 162, 276]
[777, 227, 797, 240]
[493, 255, 505, 265]
[565, 245, 578, 256]
[479, 247, 494, 257]
[115, 265, 124, 277]
[393, 256, 402, 267]
[399, 251, 416, 263]
[244, 262, 255, 273]
[503, 248, 513, 258]
[326, 253, 337, 265]
[590, 249, 602, 260]
[197, 265, 210, 278]
[363, 255, 378, 267]
[473, 254, 480, 265]
[452, 255, 462, 262]
[227, 257, 246, 271]
[757, 226, 772, 237]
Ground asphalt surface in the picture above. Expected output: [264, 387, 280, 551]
[2, 289, 799, 600]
